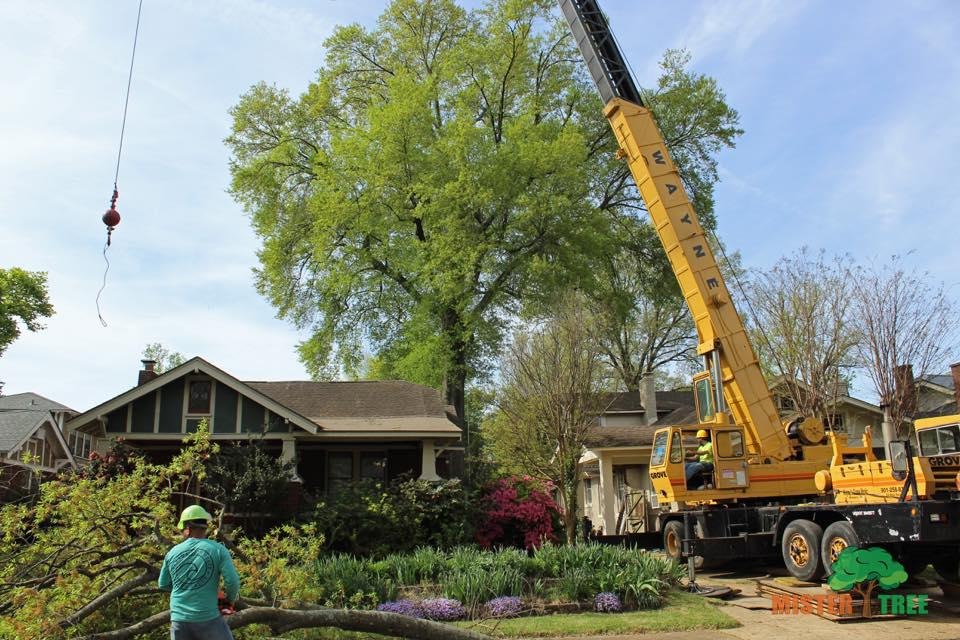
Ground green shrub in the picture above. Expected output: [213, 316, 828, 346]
[311, 478, 476, 556]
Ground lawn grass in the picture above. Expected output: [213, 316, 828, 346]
[254, 590, 740, 639]
[458, 591, 740, 638]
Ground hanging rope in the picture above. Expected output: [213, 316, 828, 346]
[97, 0, 144, 326]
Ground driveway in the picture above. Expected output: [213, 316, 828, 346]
[550, 562, 960, 640]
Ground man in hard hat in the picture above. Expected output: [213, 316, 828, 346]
[159, 505, 240, 640]
[684, 429, 714, 489]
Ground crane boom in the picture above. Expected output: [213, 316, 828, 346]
[558, 0, 792, 460]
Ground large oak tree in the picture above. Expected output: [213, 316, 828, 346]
[226, 0, 741, 418]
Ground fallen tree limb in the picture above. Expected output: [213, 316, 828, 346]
[80, 607, 492, 640]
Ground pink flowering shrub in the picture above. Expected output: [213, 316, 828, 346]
[475, 476, 560, 550]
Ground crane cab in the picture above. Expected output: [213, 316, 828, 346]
[649, 424, 751, 503]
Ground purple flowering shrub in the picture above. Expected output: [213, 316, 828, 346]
[376, 599, 422, 617]
[485, 596, 523, 618]
[594, 592, 622, 613]
[420, 597, 466, 621]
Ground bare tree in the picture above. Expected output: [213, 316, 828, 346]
[746, 248, 859, 426]
[489, 294, 611, 544]
[849, 256, 957, 449]
[585, 217, 697, 396]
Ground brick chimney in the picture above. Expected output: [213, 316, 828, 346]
[138, 359, 158, 385]
[950, 362, 960, 410]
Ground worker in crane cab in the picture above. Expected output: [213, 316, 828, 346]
[685, 430, 714, 489]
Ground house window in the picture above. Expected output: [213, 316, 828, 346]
[20, 437, 46, 466]
[359, 452, 387, 481]
[327, 452, 353, 495]
[187, 380, 212, 414]
[825, 414, 846, 433]
[583, 478, 593, 507]
[778, 396, 795, 412]
[69, 431, 93, 459]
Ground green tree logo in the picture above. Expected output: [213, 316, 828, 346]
[827, 547, 907, 618]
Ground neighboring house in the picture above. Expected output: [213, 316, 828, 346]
[766, 378, 885, 453]
[916, 364, 960, 418]
[64, 357, 463, 499]
[580, 391, 697, 536]
[0, 392, 78, 500]
[579, 381, 886, 536]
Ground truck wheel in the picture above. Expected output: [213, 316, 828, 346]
[663, 519, 705, 569]
[820, 521, 859, 576]
[934, 554, 960, 583]
[782, 520, 824, 582]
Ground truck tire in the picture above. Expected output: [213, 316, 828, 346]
[934, 554, 960, 583]
[782, 520, 824, 582]
[662, 519, 705, 569]
[820, 521, 859, 576]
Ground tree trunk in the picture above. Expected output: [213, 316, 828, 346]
[563, 483, 579, 545]
[881, 405, 896, 461]
[441, 310, 468, 421]
[83, 607, 492, 640]
[857, 583, 876, 618]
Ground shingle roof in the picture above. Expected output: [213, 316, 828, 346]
[601, 390, 694, 413]
[584, 425, 660, 448]
[920, 374, 954, 390]
[0, 392, 75, 413]
[0, 410, 47, 454]
[244, 380, 454, 422]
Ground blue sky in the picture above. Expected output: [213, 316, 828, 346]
[1, 0, 958, 411]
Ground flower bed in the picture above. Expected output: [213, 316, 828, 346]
[314, 542, 685, 621]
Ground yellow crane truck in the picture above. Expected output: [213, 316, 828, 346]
[559, 0, 960, 582]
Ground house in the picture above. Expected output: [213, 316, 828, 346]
[579, 381, 885, 536]
[64, 357, 463, 499]
[0, 392, 78, 501]
[579, 390, 697, 536]
[916, 363, 960, 418]
[766, 378, 885, 453]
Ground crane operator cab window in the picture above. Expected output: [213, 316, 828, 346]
[919, 422, 960, 456]
[694, 374, 715, 423]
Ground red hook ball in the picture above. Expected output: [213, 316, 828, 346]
[102, 208, 121, 229]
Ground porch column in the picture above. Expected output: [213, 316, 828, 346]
[280, 438, 301, 482]
[419, 439, 441, 481]
[598, 454, 616, 535]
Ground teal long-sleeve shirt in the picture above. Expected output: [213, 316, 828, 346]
[158, 537, 240, 622]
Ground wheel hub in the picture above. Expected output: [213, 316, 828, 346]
[789, 534, 810, 567]
[828, 537, 847, 564]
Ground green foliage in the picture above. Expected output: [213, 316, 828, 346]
[531, 542, 684, 608]
[205, 440, 296, 533]
[236, 523, 325, 606]
[0, 430, 217, 639]
[827, 547, 908, 593]
[141, 343, 186, 373]
[226, 0, 741, 422]
[0, 267, 54, 359]
[311, 477, 477, 556]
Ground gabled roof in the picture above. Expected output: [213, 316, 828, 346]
[0, 392, 75, 414]
[0, 407, 76, 468]
[0, 410, 49, 454]
[918, 375, 955, 394]
[65, 357, 319, 435]
[767, 376, 882, 415]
